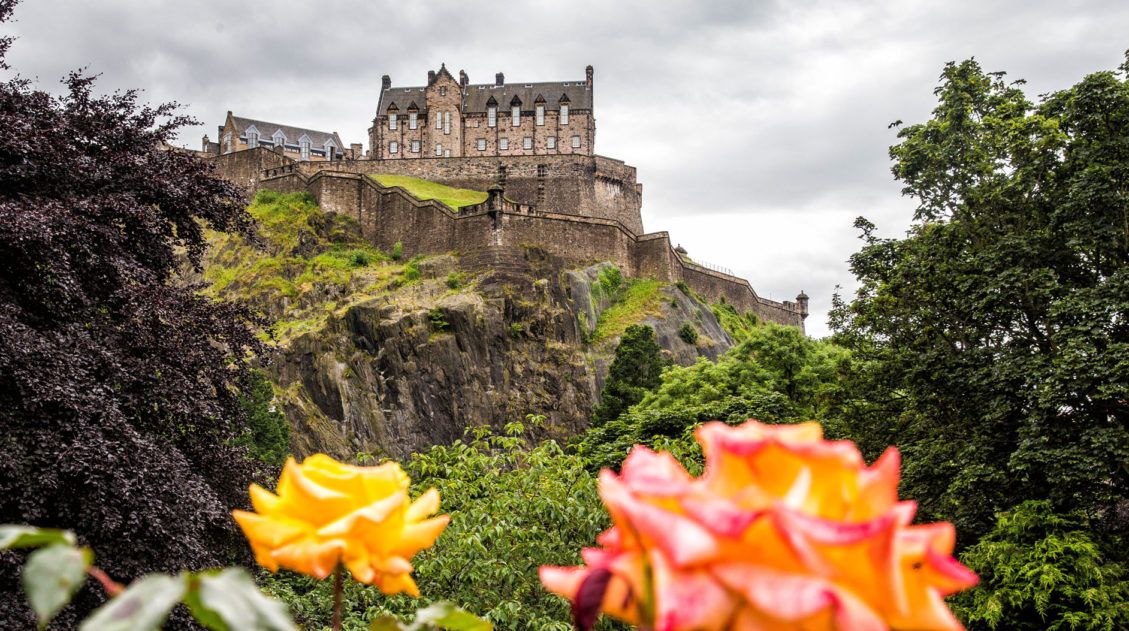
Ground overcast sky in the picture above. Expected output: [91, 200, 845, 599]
[4, 0, 1127, 336]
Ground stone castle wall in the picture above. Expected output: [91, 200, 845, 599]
[251, 167, 805, 329]
[295, 152, 644, 236]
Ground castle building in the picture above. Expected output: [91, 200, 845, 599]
[203, 111, 355, 161]
[369, 64, 596, 160]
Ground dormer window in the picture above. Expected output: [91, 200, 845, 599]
[389, 113, 397, 130]
[560, 104, 569, 125]
[299, 136, 311, 160]
[247, 131, 259, 148]
[273, 132, 286, 149]
[223, 132, 232, 154]
[324, 141, 336, 160]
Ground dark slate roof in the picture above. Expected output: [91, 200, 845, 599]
[376, 80, 591, 116]
[231, 116, 343, 149]
[377, 87, 429, 116]
[462, 81, 590, 113]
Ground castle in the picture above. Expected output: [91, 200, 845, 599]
[204, 65, 809, 329]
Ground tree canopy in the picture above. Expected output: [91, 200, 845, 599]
[831, 55, 1129, 628]
[0, 0, 262, 624]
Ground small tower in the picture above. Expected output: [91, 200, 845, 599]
[585, 65, 594, 87]
[796, 291, 810, 319]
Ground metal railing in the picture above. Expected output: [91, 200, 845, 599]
[688, 259, 734, 276]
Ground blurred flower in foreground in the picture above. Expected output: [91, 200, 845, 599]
[540, 420, 978, 630]
[233, 454, 448, 596]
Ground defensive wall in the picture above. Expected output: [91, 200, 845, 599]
[244, 160, 806, 329]
[292, 152, 645, 235]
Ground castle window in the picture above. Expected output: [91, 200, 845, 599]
[443, 111, 451, 135]
[511, 106, 520, 127]
[411, 140, 420, 153]
[436, 112, 442, 129]
[499, 138, 509, 150]
[523, 137, 532, 150]
[560, 105, 569, 125]
[300, 141, 310, 160]
[571, 135, 581, 148]
[247, 131, 259, 148]
[477, 138, 486, 151]
[487, 106, 496, 127]
[547, 136, 556, 149]
[389, 141, 398, 154]
[389, 113, 397, 130]
[444, 149, 451, 158]
[439, 87, 447, 96]
[435, 142, 442, 156]
[409, 112, 417, 129]
[535, 104, 544, 126]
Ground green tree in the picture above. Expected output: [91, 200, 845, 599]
[236, 369, 291, 468]
[831, 56, 1129, 627]
[590, 324, 669, 426]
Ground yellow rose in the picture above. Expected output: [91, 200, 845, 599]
[232, 454, 448, 596]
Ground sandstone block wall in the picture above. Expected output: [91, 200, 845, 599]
[252, 170, 805, 329]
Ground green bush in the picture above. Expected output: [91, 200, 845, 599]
[234, 369, 291, 467]
[677, 322, 698, 344]
[951, 501, 1129, 630]
[445, 272, 464, 290]
[427, 307, 450, 332]
[403, 259, 421, 282]
[390, 241, 403, 261]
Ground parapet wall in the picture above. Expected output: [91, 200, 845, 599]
[253, 169, 806, 329]
[295, 153, 645, 235]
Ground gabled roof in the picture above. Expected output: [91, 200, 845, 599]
[230, 115, 343, 149]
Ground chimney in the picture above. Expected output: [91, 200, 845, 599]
[459, 69, 468, 88]
[495, 72, 504, 86]
[428, 70, 436, 84]
[350, 143, 362, 159]
[381, 75, 391, 90]
[585, 65, 593, 87]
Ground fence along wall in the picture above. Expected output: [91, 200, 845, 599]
[252, 169, 807, 329]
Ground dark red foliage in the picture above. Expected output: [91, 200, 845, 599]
[0, 0, 263, 625]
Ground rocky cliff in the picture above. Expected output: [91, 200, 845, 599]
[201, 190, 744, 459]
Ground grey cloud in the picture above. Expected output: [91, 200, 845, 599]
[3, 0, 1127, 337]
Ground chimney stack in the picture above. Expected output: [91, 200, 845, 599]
[381, 75, 391, 90]
[350, 143, 362, 159]
[459, 69, 468, 88]
[495, 72, 504, 86]
[585, 65, 593, 87]
[428, 70, 436, 84]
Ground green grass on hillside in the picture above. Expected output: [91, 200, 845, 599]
[370, 174, 488, 210]
[591, 278, 666, 344]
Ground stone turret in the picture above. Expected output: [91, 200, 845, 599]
[796, 291, 809, 319]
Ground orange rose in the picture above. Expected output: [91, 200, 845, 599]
[540, 420, 977, 630]
[233, 454, 448, 596]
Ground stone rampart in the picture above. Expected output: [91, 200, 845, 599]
[252, 170, 806, 329]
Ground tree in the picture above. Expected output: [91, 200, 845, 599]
[831, 56, 1129, 627]
[0, 0, 261, 624]
[590, 324, 669, 426]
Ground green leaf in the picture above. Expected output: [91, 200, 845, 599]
[411, 602, 493, 631]
[184, 568, 296, 631]
[79, 573, 187, 631]
[370, 615, 407, 631]
[0, 525, 76, 550]
[22, 544, 92, 629]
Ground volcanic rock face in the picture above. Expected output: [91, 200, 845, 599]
[268, 251, 733, 459]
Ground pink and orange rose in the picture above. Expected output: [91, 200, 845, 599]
[540, 420, 978, 630]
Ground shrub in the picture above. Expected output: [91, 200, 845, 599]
[445, 272, 464, 290]
[427, 307, 450, 332]
[390, 241, 403, 261]
[677, 322, 699, 344]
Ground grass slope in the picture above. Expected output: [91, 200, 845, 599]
[370, 174, 488, 210]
